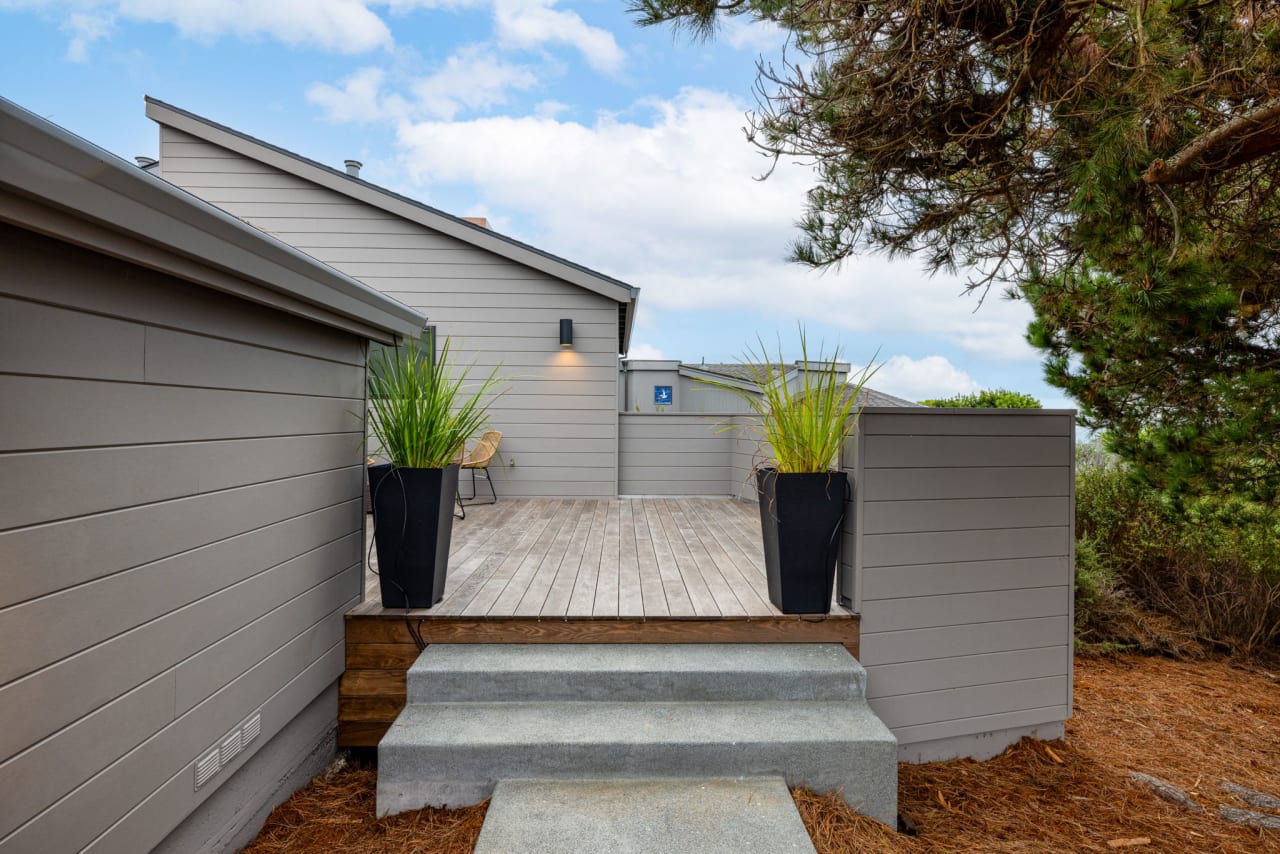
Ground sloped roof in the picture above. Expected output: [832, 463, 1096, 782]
[683, 363, 920, 408]
[144, 97, 638, 351]
[0, 96, 424, 344]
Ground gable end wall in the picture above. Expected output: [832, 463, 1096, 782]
[158, 126, 620, 498]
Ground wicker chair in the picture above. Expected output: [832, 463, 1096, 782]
[459, 430, 501, 506]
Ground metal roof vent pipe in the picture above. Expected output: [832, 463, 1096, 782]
[344, 159, 362, 178]
[135, 156, 158, 170]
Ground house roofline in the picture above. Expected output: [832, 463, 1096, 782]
[1, 96, 425, 343]
[145, 97, 639, 351]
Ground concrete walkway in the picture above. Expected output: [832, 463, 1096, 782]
[474, 777, 817, 854]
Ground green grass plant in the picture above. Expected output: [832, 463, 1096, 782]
[703, 330, 879, 473]
[367, 337, 504, 469]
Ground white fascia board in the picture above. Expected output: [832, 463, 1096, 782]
[145, 98, 640, 310]
[0, 97, 425, 343]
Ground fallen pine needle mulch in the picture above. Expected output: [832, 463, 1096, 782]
[246, 654, 1280, 853]
[242, 761, 486, 854]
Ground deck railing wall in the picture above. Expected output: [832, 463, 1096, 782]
[618, 413, 761, 499]
[840, 407, 1076, 762]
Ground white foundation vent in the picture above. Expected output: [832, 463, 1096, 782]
[194, 748, 220, 790]
[193, 706, 263, 791]
[242, 711, 262, 744]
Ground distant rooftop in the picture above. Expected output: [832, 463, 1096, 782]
[682, 362, 920, 408]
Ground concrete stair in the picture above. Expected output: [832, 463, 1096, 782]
[376, 643, 898, 826]
[473, 778, 817, 854]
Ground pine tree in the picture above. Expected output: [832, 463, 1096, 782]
[631, 0, 1280, 501]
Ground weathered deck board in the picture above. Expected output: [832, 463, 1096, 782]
[341, 498, 857, 748]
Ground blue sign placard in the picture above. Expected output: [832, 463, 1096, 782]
[653, 385, 673, 406]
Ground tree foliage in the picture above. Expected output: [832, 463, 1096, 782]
[630, 0, 1280, 502]
[923, 389, 1043, 409]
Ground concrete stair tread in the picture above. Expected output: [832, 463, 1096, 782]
[474, 777, 816, 854]
[382, 699, 895, 747]
[408, 643, 865, 703]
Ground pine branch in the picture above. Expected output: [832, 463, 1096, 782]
[1143, 101, 1280, 185]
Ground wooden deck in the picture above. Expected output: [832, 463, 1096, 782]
[340, 498, 858, 746]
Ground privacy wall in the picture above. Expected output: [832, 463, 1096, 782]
[840, 408, 1075, 762]
[618, 414, 762, 499]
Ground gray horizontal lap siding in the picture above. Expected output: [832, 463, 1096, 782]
[0, 224, 363, 852]
[159, 126, 619, 499]
[845, 409, 1075, 759]
[618, 415, 763, 498]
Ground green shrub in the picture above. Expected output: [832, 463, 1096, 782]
[1074, 448, 1280, 656]
[922, 389, 1042, 408]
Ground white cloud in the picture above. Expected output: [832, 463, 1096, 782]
[625, 342, 666, 360]
[721, 17, 785, 53]
[855, 355, 980, 402]
[307, 66, 400, 123]
[492, 0, 623, 73]
[389, 87, 1037, 362]
[307, 46, 540, 124]
[12, 0, 394, 56]
[411, 44, 539, 119]
[63, 10, 113, 61]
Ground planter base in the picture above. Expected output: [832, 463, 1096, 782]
[368, 463, 459, 609]
[757, 469, 847, 614]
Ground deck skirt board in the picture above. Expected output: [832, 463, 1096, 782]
[340, 498, 859, 747]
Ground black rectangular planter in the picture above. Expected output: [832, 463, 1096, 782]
[367, 462, 459, 609]
[756, 468, 847, 614]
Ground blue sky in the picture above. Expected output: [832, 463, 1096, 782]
[1, 0, 1070, 408]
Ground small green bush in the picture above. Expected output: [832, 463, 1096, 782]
[1074, 447, 1280, 656]
[922, 389, 1042, 408]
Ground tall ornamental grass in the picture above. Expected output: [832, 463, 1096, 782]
[367, 337, 504, 469]
[705, 331, 879, 474]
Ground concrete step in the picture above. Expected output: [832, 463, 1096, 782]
[376, 698, 897, 824]
[406, 643, 866, 703]
[474, 777, 817, 854]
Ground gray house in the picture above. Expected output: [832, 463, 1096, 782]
[0, 98, 423, 853]
[145, 98, 639, 500]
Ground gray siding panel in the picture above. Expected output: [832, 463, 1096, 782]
[859, 587, 1069, 634]
[1, 227, 364, 366]
[618, 415, 738, 496]
[861, 556, 1069, 600]
[858, 617, 1071, 666]
[863, 413, 1074, 436]
[861, 526, 1070, 568]
[0, 518, 357, 763]
[0, 376, 359, 451]
[871, 676, 1069, 729]
[0, 296, 145, 381]
[0, 434, 357, 532]
[158, 127, 621, 498]
[860, 466, 1072, 501]
[0, 467, 359, 610]
[862, 496, 1070, 535]
[863, 435, 1071, 468]
[849, 409, 1074, 758]
[0, 225, 366, 851]
[865, 647, 1071, 699]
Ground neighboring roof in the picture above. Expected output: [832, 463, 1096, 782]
[849, 387, 920, 408]
[698, 363, 768, 383]
[144, 97, 639, 352]
[0, 97, 424, 344]
[677, 362, 921, 408]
